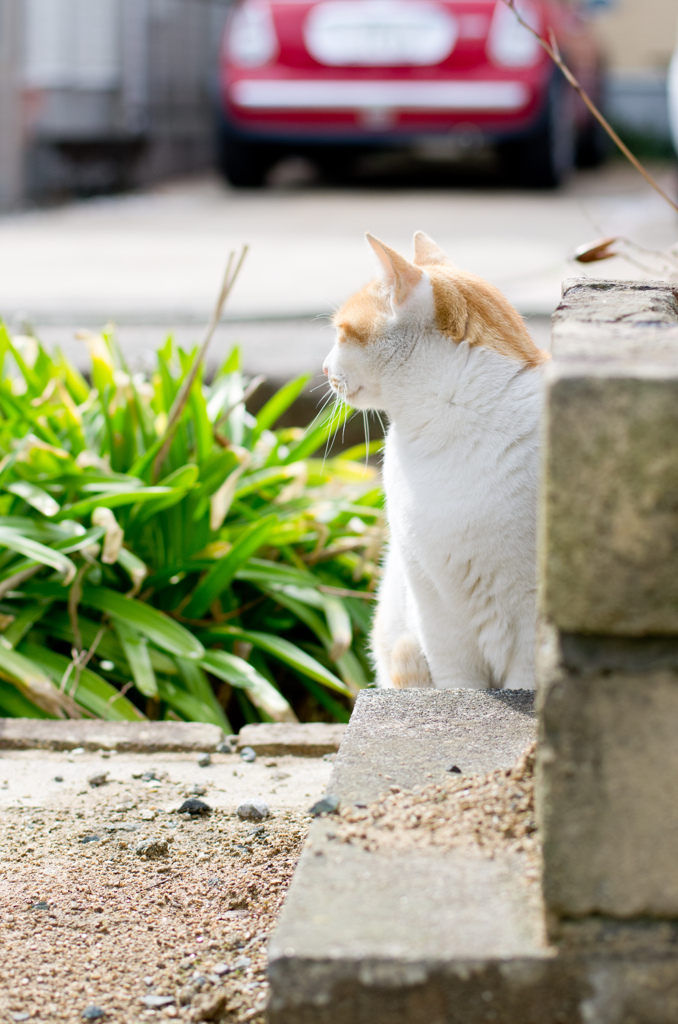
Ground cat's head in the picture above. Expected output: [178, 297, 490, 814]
[323, 232, 547, 411]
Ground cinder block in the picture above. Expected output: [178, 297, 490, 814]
[540, 278, 678, 630]
[540, 280, 678, 635]
[0, 717, 223, 752]
[236, 722, 346, 757]
[541, 373, 678, 635]
[537, 623, 678, 920]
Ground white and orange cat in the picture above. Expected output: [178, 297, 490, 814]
[323, 232, 548, 690]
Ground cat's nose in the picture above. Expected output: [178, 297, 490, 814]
[322, 363, 329, 376]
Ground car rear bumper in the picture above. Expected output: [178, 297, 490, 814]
[229, 78, 530, 114]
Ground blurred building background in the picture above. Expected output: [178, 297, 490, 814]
[602, 0, 678, 143]
[0, 0, 676, 212]
[0, 0, 230, 209]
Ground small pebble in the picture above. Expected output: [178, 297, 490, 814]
[240, 746, 256, 763]
[11, 1015, 30, 1022]
[177, 986, 193, 1006]
[236, 799, 269, 822]
[54, 775, 64, 783]
[141, 995, 175, 1009]
[135, 838, 169, 860]
[308, 794, 340, 816]
[233, 956, 252, 970]
[28, 901, 49, 911]
[144, 976, 155, 987]
[446, 765, 462, 774]
[215, 740, 232, 754]
[191, 784, 207, 796]
[212, 962, 230, 976]
[70, 747, 85, 755]
[82, 1008, 106, 1021]
[141, 771, 159, 782]
[197, 753, 211, 768]
[80, 835, 101, 845]
[87, 771, 108, 788]
[177, 798, 211, 817]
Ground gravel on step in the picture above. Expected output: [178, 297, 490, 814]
[134, 838, 170, 860]
[236, 799, 270, 822]
[177, 798, 211, 816]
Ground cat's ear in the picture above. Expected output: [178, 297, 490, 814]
[412, 231, 450, 267]
[365, 233, 425, 308]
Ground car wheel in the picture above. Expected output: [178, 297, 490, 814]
[577, 116, 609, 169]
[501, 75, 576, 189]
[216, 126, 276, 188]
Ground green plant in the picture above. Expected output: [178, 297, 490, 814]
[0, 322, 383, 729]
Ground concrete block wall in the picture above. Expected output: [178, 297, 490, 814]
[537, 279, 678, 931]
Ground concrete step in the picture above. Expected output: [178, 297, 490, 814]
[267, 689, 678, 1024]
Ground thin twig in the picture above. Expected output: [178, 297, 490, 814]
[502, 0, 678, 216]
[152, 246, 249, 480]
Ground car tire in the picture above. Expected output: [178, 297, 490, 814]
[501, 74, 576, 189]
[216, 125, 276, 188]
[576, 116, 609, 169]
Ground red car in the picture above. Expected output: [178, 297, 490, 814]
[216, 0, 605, 188]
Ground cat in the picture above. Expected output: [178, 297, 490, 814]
[323, 232, 548, 690]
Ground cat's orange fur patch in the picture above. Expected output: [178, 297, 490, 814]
[334, 280, 388, 346]
[334, 236, 548, 368]
[428, 266, 547, 369]
[390, 634, 432, 689]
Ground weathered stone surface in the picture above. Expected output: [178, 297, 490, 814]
[537, 623, 678, 920]
[0, 718, 223, 752]
[329, 687, 535, 805]
[552, 279, 678, 367]
[541, 279, 678, 635]
[269, 688, 678, 1023]
[236, 722, 346, 757]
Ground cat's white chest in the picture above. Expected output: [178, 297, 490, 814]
[383, 430, 485, 574]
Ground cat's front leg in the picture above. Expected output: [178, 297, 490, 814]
[371, 545, 432, 689]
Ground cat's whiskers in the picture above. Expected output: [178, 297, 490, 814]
[373, 409, 387, 439]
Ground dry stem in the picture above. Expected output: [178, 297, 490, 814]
[152, 245, 249, 480]
[502, 0, 678, 216]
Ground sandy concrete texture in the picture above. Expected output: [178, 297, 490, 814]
[268, 688, 678, 1024]
[327, 687, 536, 805]
[0, 722, 344, 1023]
[0, 747, 332, 816]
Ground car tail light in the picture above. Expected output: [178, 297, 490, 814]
[226, 1, 278, 68]
[486, 1, 542, 68]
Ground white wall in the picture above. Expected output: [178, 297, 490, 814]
[24, 0, 121, 90]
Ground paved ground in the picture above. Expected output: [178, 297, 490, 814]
[0, 160, 676, 383]
[0, 740, 333, 1024]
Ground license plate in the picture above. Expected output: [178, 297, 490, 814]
[304, 1, 458, 67]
